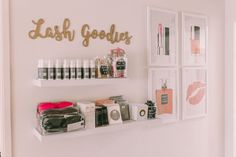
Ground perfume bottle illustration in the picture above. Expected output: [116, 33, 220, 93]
[157, 24, 170, 56]
[155, 79, 173, 115]
[191, 25, 200, 55]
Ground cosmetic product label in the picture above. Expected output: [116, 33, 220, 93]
[48, 68, 55, 80]
[116, 59, 126, 71]
[64, 68, 70, 79]
[139, 109, 146, 117]
[100, 66, 109, 76]
[84, 68, 89, 79]
[110, 110, 120, 121]
[70, 68, 76, 79]
[161, 94, 168, 105]
[120, 104, 130, 121]
[56, 68, 63, 79]
[67, 121, 84, 132]
[38, 68, 48, 80]
[76, 68, 82, 79]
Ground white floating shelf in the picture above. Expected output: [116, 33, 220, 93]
[33, 119, 164, 142]
[33, 78, 129, 87]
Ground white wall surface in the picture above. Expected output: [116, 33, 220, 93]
[10, 0, 224, 157]
[225, 0, 236, 157]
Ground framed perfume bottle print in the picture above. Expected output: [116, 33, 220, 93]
[147, 7, 178, 67]
[148, 68, 179, 121]
[182, 13, 208, 66]
[182, 68, 207, 119]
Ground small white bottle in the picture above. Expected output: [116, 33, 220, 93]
[83, 60, 90, 79]
[89, 60, 96, 79]
[38, 59, 48, 80]
[76, 59, 82, 79]
[55, 59, 63, 80]
[70, 60, 76, 79]
[48, 60, 55, 80]
[63, 59, 70, 80]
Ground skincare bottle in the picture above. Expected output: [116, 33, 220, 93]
[38, 59, 48, 80]
[155, 80, 173, 115]
[70, 60, 76, 79]
[63, 59, 70, 80]
[89, 60, 96, 79]
[191, 25, 200, 55]
[55, 59, 63, 80]
[76, 59, 82, 79]
[48, 60, 55, 80]
[83, 60, 90, 79]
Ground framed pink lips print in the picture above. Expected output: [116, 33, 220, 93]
[182, 68, 207, 119]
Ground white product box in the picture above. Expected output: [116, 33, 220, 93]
[77, 101, 95, 129]
[129, 103, 148, 121]
[103, 103, 123, 125]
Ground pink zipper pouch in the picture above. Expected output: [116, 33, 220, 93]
[37, 101, 74, 113]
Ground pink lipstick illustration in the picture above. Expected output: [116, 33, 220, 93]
[186, 81, 206, 105]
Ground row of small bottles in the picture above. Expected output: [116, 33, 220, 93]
[37, 59, 95, 80]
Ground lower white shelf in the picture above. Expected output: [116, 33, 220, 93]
[33, 119, 165, 142]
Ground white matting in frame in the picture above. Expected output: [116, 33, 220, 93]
[148, 68, 179, 121]
[182, 12, 208, 66]
[182, 68, 208, 120]
[147, 7, 178, 67]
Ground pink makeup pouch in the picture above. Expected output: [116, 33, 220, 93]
[37, 101, 74, 113]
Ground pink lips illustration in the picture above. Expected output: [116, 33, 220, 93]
[186, 81, 206, 105]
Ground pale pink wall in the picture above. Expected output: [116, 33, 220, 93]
[10, 0, 224, 157]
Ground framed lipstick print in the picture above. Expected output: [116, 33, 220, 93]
[148, 68, 179, 121]
[182, 13, 208, 66]
[182, 68, 207, 119]
[147, 7, 178, 67]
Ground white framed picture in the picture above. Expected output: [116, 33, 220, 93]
[147, 7, 178, 67]
[148, 68, 179, 121]
[182, 12, 208, 66]
[182, 67, 208, 120]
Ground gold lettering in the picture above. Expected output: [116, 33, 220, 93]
[28, 19, 45, 39]
[91, 30, 98, 39]
[99, 30, 106, 39]
[28, 18, 75, 42]
[54, 26, 63, 41]
[125, 32, 132, 45]
[81, 24, 91, 47]
[62, 18, 75, 41]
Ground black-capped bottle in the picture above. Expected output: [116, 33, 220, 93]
[48, 60, 55, 80]
[55, 59, 63, 80]
[76, 59, 82, 79]
[38, 59, 48, 80]
[70, 60, 76, 79]
[63, 59, 70, 80]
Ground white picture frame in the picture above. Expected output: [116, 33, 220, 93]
[182, 67, 208, 120]
[147, 7, 178, 67]
[148, 68, 179, 122]
[182, 12, 208, 66]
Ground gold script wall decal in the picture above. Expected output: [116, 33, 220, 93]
[28, 18, 133, 47]
[81, 24, 132, 47]
[28, 18, 75, 42]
